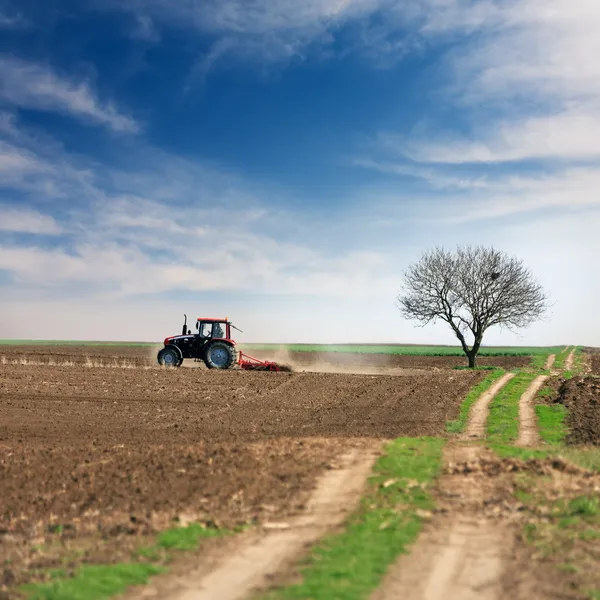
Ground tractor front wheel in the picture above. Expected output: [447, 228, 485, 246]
[157, 346, 182, 368]
[204, 341, 237, 370]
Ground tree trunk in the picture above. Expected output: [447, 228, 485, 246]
[467, 351, 477, 368]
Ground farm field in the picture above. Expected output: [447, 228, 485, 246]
[0, 354, 484, 596]
[0, 343, 531, 371]
[2, 343, 600, 600]
[0, 339, 561, 355]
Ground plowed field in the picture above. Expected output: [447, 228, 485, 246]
[556, 376, 600, 445]
[0, 358, 484, 593]
[592, 354, 600, 375]
[0, 344, 529, 371]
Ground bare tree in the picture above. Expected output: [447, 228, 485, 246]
[397, 246, 548, 368]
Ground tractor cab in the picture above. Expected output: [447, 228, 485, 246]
[196, 318, 230, 340]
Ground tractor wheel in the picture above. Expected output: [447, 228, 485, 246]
[157, 346, 182, 368]
[204, 341, 237, 370]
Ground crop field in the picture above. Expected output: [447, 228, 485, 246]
[2, 343, 600, 600]
[0, 344, 485, 595]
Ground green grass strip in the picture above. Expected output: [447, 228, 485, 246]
[21, 564, 164, 600]
[553, 346, 573, 370]
[0, 339, 560, 357]
[446, 369, 505, 434]
[239, 344, 560, 357]
[536, 404, 568, 446]
[258, 437, 445, 600]
[21, 524, 234, 600]
[530, 352, 554, 370]
[487, 372, 538, 446]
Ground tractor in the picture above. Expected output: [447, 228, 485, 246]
[157, 315, 289, 371]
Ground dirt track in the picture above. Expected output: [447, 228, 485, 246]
[0, 360, 483, 593]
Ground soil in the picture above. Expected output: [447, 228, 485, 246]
[0, 361, 483, 595]
[125, 446, 381, 600]
[592, 354, 600, 375]
[555, 376, 600, 445]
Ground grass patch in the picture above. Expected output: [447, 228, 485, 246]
[21, 564, 164, 600]
[446, 369, 505, 434]
[487, 372, 537, 446]
[156, 523, 225, 551]
[560, 448, 600, 472]
[536, 404, 568, 446]
[553, 346, 573, 370]
[531, 352, 555, 370]
[517, 487, 600, 595]
[257, 437, 445, 600]
[21, 523, 233, 600]
[490, 443, 552, 460]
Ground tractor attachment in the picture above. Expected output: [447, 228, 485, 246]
[238, 351, 292, 372]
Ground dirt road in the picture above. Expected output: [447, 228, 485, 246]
[126, 447, 381, 600]
[517, 375, 549, 447]
[372, 372, 542, 600]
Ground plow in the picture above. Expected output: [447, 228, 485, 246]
[157, 314, 291, 372]
[237, 350, 292, 372]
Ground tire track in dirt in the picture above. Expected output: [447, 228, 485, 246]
[464, 373, 515, 439]
[544, 354, 556, 370]
[126, 445, 382, 600]
[372, 445, 519, 600]
[517, 375, 549, 447]
[564, 348, 576, 371]
[372, 373, 538, 600]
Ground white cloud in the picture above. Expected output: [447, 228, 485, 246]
[383, 108, 600, 164]
[383, 0, 600, 164]
[0, 56, 139, 133]
[445, 169, 600, 222]
[0, 207, 62, 235]
[0, 121, 401, 300]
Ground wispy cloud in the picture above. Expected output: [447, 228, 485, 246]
[0, 56, 139, 133]
[0, 118, 400, 299]
[108, 0, 407, 76]
[380, 1, 600, 164]
[351, 0, 600, 223]
[0, 207, 62, 234]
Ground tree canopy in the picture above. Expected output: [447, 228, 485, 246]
[397, 246, 549, 367]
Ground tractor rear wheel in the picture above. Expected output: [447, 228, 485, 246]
[157, 346, 182, 368]
[204, 341, 236, 370]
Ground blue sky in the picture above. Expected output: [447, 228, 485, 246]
[1, 0, 599, 345]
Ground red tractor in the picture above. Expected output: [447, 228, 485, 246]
[157, 315, 288, 371]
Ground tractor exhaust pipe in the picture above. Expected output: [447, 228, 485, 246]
[182, 314, 188, 336]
